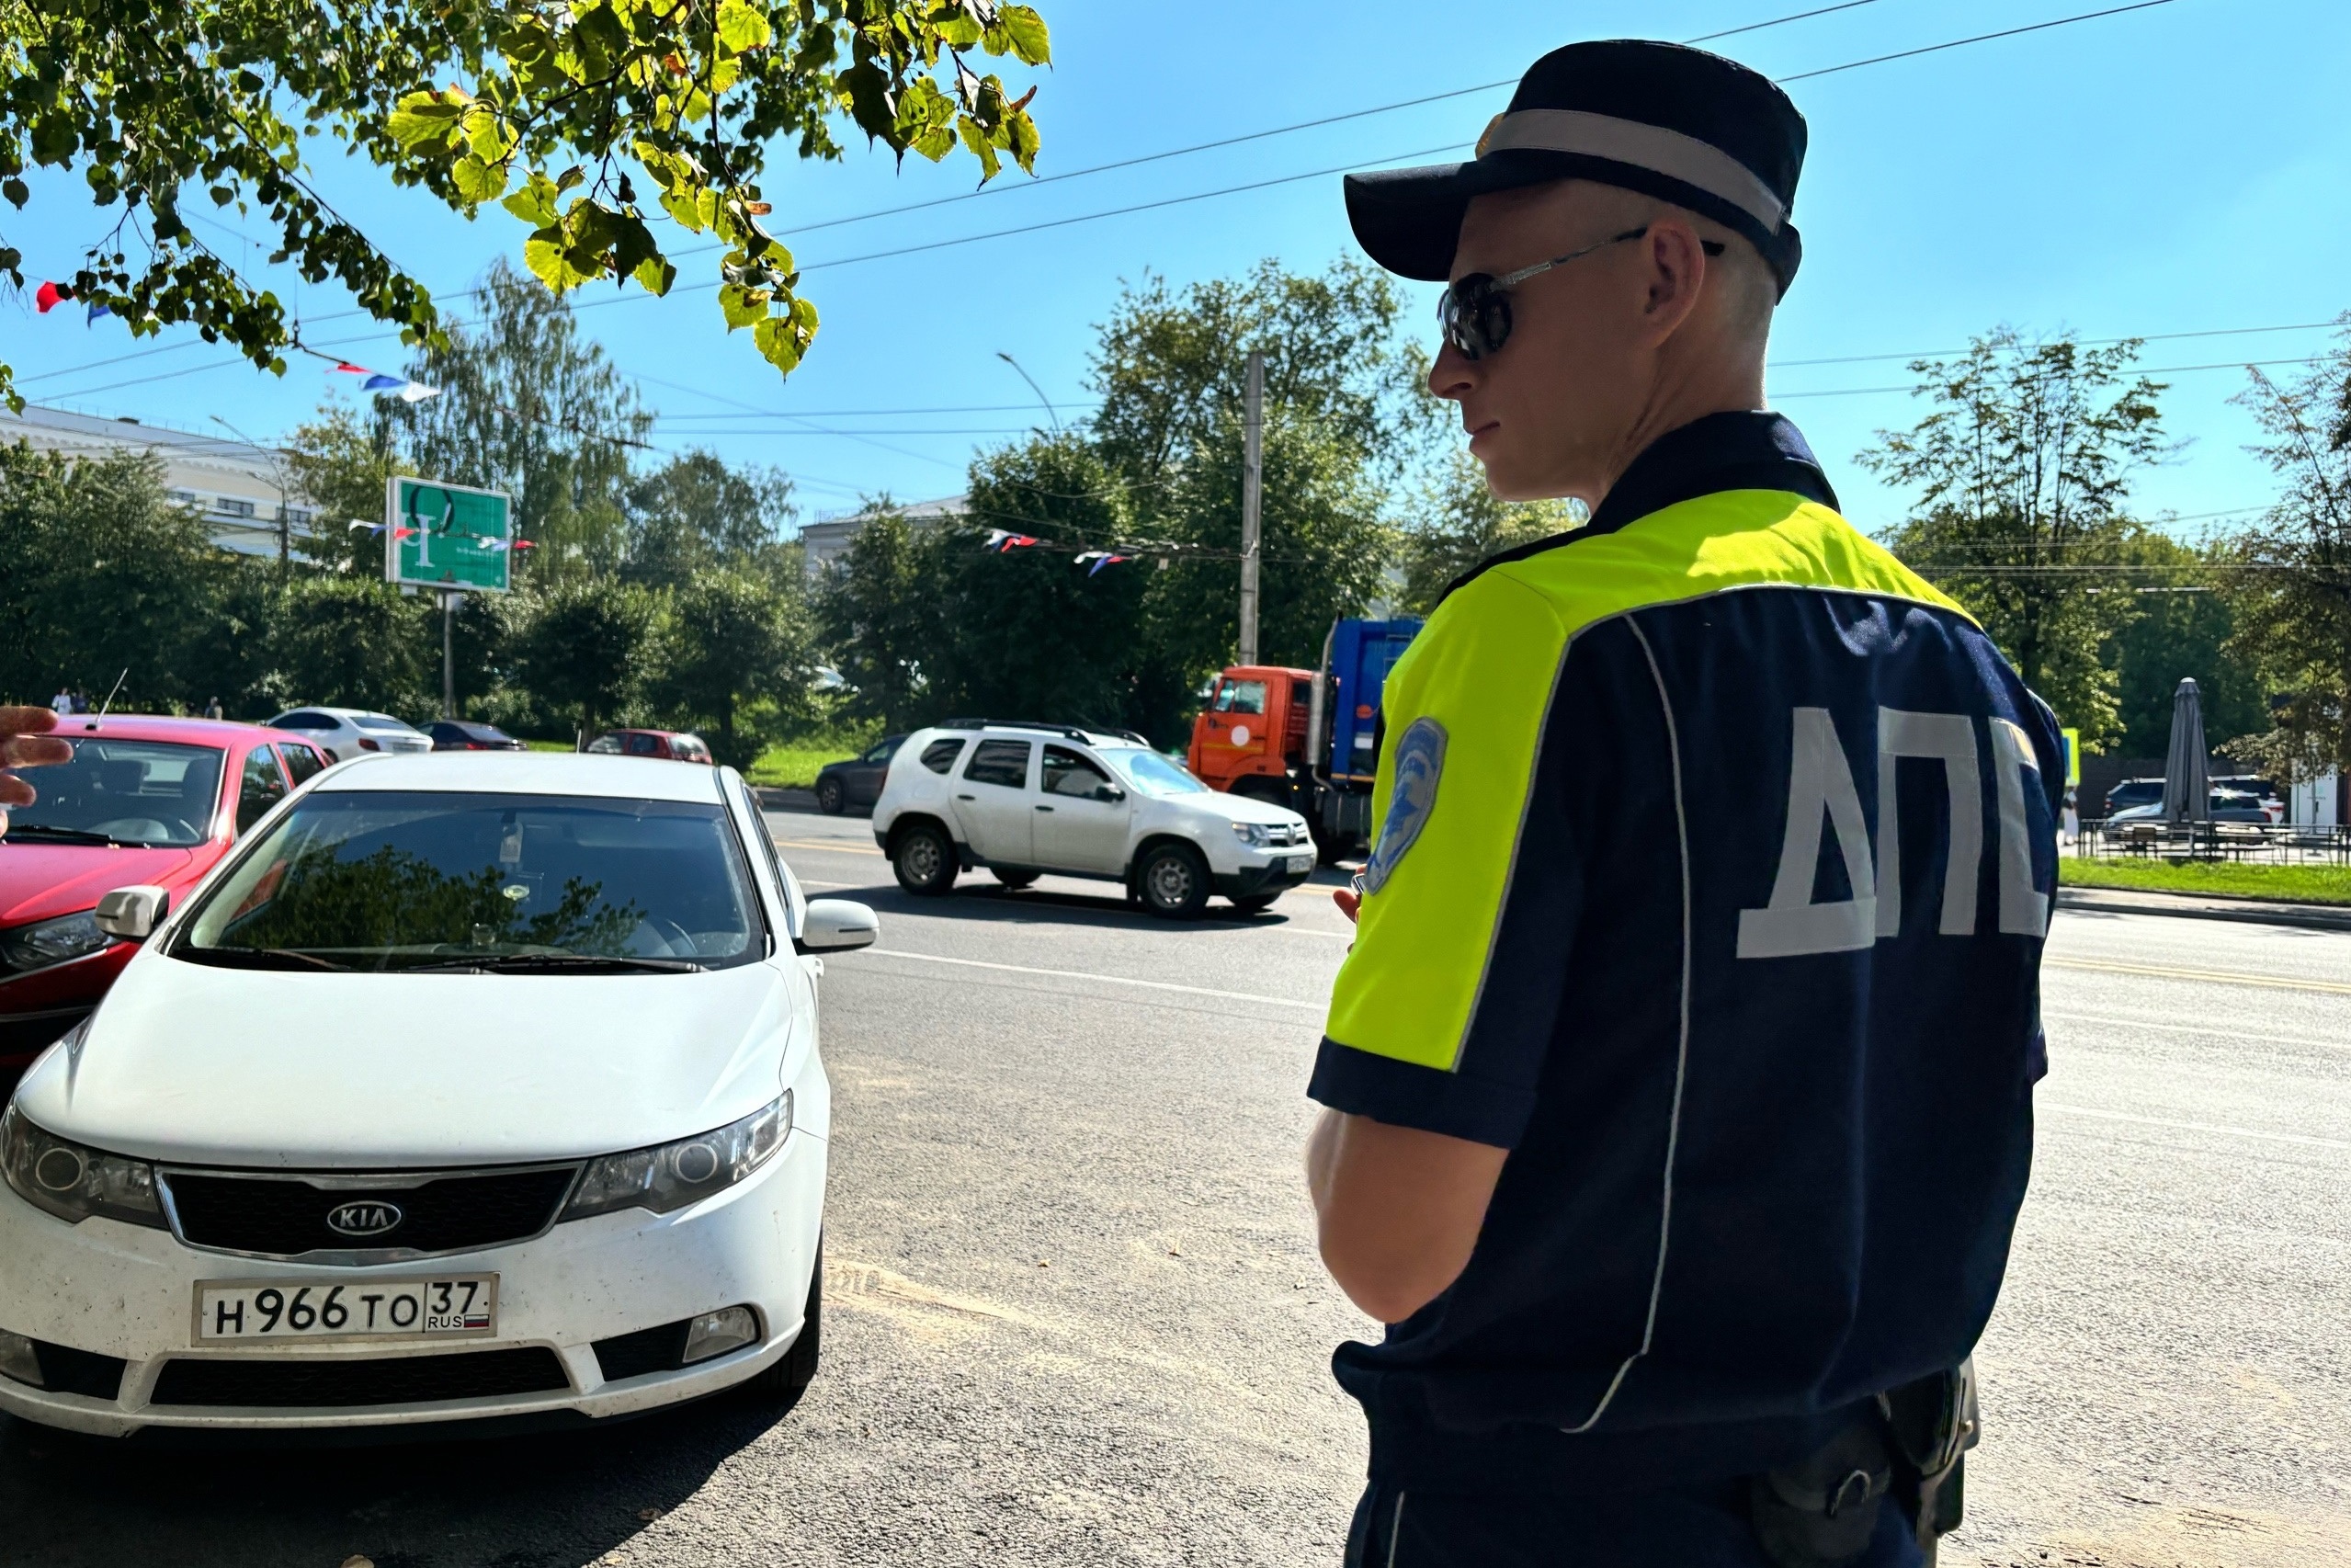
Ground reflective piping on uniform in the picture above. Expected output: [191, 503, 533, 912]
[1559, 616, 1694, 1435]
[1474, 108, 1788, 231]
[1452, 576, 1578, 1071]
[1386, 1491, 1406, 1568]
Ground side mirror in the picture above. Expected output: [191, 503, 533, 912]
[94, 885, 170, 941]
[799, 898, 879, 953]
[1094, 784, 1126, 803]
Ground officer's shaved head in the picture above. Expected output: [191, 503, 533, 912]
[1430, 178, 1777, 506]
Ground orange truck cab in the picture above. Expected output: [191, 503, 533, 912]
[1187, 666, 1314, 805]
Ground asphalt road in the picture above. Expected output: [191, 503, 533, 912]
[0, 805, 2344, 1567]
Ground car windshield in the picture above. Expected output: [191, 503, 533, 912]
[354, 714, 419, 733]
[0, 738, 224, 846]
[1107, 749, 1210, 798]
[176, 790, 764, 971]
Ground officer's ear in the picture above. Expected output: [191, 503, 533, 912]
[1635, 218, 1713, 344]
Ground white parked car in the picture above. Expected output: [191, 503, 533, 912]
[872, 722, 1315, 918]
[266, 706, 435, 763]
[0, 751, 877, 1438]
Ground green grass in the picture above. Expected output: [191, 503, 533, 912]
[744, 739, 863, 790]
[523, 738, 574, 754]
[2061, 856, 2351, 905]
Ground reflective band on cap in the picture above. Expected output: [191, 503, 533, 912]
[1476, 109, 1787, 233]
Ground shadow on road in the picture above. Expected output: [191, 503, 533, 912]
[0, 1392, 794, 1568]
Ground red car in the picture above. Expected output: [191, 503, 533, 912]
[0, 716, 333, 1085]
[585, 728, 714, 763]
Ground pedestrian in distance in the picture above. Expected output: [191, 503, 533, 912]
[205, 695, 225, 722]
[49, 687, 72, 717]
[1304, 40, 2060, 1568]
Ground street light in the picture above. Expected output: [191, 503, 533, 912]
[208, 415, 293, 564]
[994, 352, 1061, 436]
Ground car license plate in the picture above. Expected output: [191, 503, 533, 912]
[1285, 855, 1313, 874]
[193, 1276, 497, 1344]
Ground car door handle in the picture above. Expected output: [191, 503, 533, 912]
[1035, 804, 1054, 812]
[957, 793, 975, 801]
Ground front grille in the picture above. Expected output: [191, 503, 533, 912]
[150, 1346, 569, 1408]
[32, 1339, 127, 1401]
[164, 1166, 578, 1257]
[592, 1320, 692, 1383]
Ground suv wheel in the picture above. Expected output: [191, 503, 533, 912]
[892, 822, 959, 896]
[814, 776, 846, 814]
[1136, 842, 1210, 920]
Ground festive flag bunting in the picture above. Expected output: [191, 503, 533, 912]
[391, 526, 416, 540]
[394, 381, 441, 403]
[512, 539, 536, 551]
[360, 373, 404, 392]
[85, 301, 110, 324]
[346, 519, 387, 535]
[990, 532, 1039, 553]
[1086, 552, 1132, 576]
[333, 363, 369, 374]
[34, 281, 67, 313]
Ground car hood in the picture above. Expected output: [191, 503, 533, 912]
[0, 843, 206, 926]
[1163, 790, 1307, 830]
[15, 950, 798, 1169]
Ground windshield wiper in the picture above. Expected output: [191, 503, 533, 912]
[403, 952, 701, 974]
[1, 824, 124, 846]
[183, 947, 354, 971]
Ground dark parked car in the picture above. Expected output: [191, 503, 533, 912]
[813, 734, 906, 814]
[2108, 788, 2273, 826]
[2104, 778, 2163, 816]
[429, 720, 527, 752]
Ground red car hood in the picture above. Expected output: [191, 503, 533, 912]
[0, 843, 206, 926]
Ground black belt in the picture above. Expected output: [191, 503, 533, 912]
[1748, 1359, 1980, 1568]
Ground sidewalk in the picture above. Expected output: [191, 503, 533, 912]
[2057, 884, 2351, 934]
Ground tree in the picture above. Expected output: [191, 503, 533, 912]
[512, 577, 659, 743]
[814, 504, 944, 732]
[285, 401, 407, 574]
[1395, 450, 1580, 614]
[265, 576, 436, 717]
[2219, 323, 2351, 784]
[391, 258, 650, 579]
[2104, 534, 2267, 758]
[1860, 330, 2170, 749]
[2, 0, 1051, 406]
[0, 442, 243, 710]
[626, 450, 797, 587]
[650, 567, 812, 767]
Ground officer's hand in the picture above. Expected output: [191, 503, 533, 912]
[0, 706, 72, 835]
[1334, 886, 1361, 925]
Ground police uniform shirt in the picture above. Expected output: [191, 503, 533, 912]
[1310, 411, 2059, 1494]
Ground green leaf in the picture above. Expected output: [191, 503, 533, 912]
[957, 117, 1002, 180]
[937, 12, 983, 47]
[719, 282, 768, 330]
[754, 312, 811, 374]
[30, 114, 79, 163]
[997, 5, 1050, 64]
[453, 155, 507, 203]
[632, 255, 677, 296]
[502, 173, 562, 226]
[464, 107, 516, 163]
[569, 3, 629, 80]
[524, 231, 597, 292]
[659, 186, 707, 232]
[388, 95, 463, 150]
[716, 0, 773, 54]
[1006, 105, 1040, 172]
[609, 212, 660, 283]
[1, 177, 26, 210]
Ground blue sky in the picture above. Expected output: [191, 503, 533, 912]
[7, 0, 2348, 532]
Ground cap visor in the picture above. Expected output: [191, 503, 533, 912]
[1343, 164, 1477, 283]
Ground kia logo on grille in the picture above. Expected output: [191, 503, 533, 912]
[325, 1200, 404, 1238]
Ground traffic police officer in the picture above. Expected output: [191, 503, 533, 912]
[1303, 40, 2059, 1568]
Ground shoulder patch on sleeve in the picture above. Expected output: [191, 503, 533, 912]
[1363, 717, 1447, 894]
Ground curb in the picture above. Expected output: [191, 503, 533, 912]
[2056, 886, 2351, 934]
[753, 787, 821, 812]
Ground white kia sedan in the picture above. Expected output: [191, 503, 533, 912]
[0, 752, 875, 1438]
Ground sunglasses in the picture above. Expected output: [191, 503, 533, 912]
[1437, 225, 1727, 360]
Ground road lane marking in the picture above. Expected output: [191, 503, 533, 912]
[859, 949, 1327, 1012]
[2040, 1102, 2351, 1152]
[2043, 1010, 2351, 1054]
[2045, 957, 2351, 996]
[771, 835, 885, 857]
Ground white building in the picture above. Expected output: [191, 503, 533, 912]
[0, 403, 319, 559]
[798, 494, 965, 580]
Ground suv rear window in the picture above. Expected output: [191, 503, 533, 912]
[919, 738, 966, 775]
[962, 739, 1030, 789]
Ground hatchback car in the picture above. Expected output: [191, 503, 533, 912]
[267, 707, 435, 763]
[585, 729, 713, 764]
[0, 751, 878, 1438]
[812, 735, 905, 815]
[0, 717, 333, 1085]
[429, 720, 527, 752]
[872, 722, 1314, 917]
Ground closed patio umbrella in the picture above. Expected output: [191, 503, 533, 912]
[2162, 676, 2209, 825]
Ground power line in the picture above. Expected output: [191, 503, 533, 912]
[1773, 354, 2329, 400]
[1778, 0, 2181, 82]
[1771, 321, 2344, 371]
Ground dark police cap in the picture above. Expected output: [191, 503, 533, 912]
[1345, 40, 1808, 296]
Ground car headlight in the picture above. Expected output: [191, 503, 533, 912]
[0, 911, 112, 976]
[0, 1103, 164, 1228]
[562, 1092, 792, 1221]
[1232, 822, 1269, 847]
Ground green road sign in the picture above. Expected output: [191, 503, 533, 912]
[385, 476, 515, 593]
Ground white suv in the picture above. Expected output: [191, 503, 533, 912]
[871, 722, 1315, 918]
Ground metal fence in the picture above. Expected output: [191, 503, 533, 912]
[2075, 819, 2351, 866]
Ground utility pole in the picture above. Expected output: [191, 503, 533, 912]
[1238, 348, 1263, 667]
[441, 591, 457, 719]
